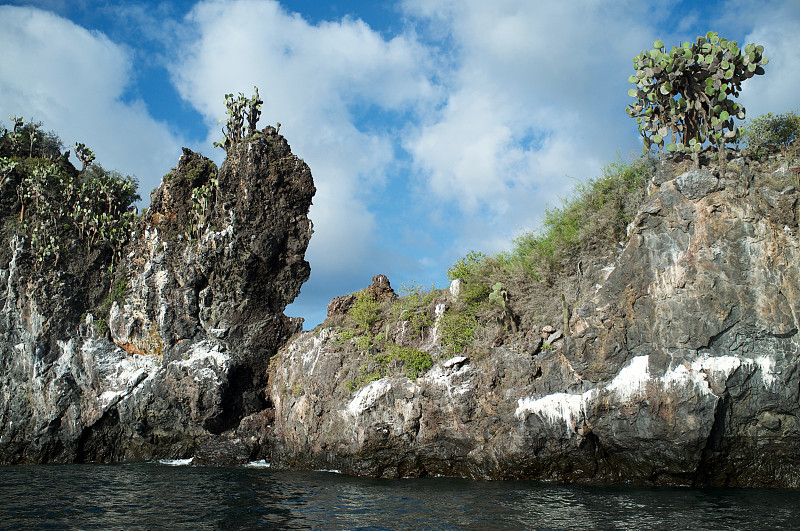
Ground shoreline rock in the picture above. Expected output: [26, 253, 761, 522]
[266, 162, 800, 487]
[0, 130, 314, 464]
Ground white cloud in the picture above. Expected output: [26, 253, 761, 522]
[0, 6, 183, 200]
[400, 0, 657, 259]
[170, 0, 437, 319]
[732, 0, 800, 118]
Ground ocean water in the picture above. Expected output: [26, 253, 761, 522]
[0, 461, 798, 530]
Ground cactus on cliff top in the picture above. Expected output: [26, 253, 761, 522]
[214, 87, 264, 152]
[626, 31, 768, 166]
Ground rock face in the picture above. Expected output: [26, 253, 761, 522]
[268, 161, 800, 486]
[0, 130, 314, 463]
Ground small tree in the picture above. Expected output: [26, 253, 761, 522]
[626, 31, 768, 168]
[74, 142, 96, 171]
[246, 86, 263, 137]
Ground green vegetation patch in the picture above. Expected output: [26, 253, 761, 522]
[439, 307, 480, 357]
[349, 289, 381, 333]
[344, 339, 433, 392]
[742, 110, 800, 160]
[391, 281, 439, 340]
[494, 155, 654, 282]
[1, 117, 140, 274]
[339, 283, 438, 392]
[447, 251, 487, 282]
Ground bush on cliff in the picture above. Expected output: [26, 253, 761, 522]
[742, 110, 800, 159]
[434, 155, 656, 350]
[1, 118, 139, 275]
[494, 154, 655, 283]
[334, 286, 436, 391]
[625, 31, 767, 167]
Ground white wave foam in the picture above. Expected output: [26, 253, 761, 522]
[157, 458, 194, 466]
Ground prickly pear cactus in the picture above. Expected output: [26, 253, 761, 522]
[626, 31, 768, 158]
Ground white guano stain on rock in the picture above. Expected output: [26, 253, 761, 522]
[690, 354, 744, 376]
[68, 338, 161, 413]
[423, 363, 473, 397]
[606, 355, 650, 400]
[154, 270, 169, 292]
[660, 364, 713, 396]
[426, 303, 448, 347]
[347, 379, 393, 417]
[515, 390, 597, 435]
[175, 340, 230, 384]
[442, 356, 468, 368]
[755, 355, 777, 388]
[518, 350, 784, 436]
[516, 356, 652, 434]
[284, 328, 332, 376]
[449, 278, 463, 299]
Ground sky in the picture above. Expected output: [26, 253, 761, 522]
[1, 0, 798, 328]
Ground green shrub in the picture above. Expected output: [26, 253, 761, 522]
[0, 121, 140, 274]
[355, 334, 372, 351]
[461, 281, 490, 305]
[348, 290, 380, 333]
[742, 111, 800, 158]
[393, 345, 433, 378]
[185, 158, 217, 183]
[398, 279, 423, 298]
[447, 251, 487, 281]
[344, 341, 433, 391]
[393, 282, 439, 336]
[407, 311, 434, 339]
[0, 117, 63, 160]
[496, 155, 653, 281]
[374, 343, 433, 378]
[439, 308, 479, 356]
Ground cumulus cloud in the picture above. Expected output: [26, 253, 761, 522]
[399, 0, 659, 257]
[169, 0, 436, 321]
[0, 5, 183, 200]
[730, 0, 800, 117]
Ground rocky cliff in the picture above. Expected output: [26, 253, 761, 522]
[0, 128, 314, 463]
[267, 154, 800, 486]
[4, 118, 800, 488]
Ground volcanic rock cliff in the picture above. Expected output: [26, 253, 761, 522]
[0, 128, 314, 463]
[267, 154, 800, 487]
[4, 119, 800, 488]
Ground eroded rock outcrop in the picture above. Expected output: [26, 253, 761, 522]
[268, 157, 800, 486]
[0, 129, 314, 463]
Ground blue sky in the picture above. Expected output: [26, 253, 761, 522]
[1, 0, 798, 328]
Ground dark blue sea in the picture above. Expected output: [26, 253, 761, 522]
[0, 461, 798, 530]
